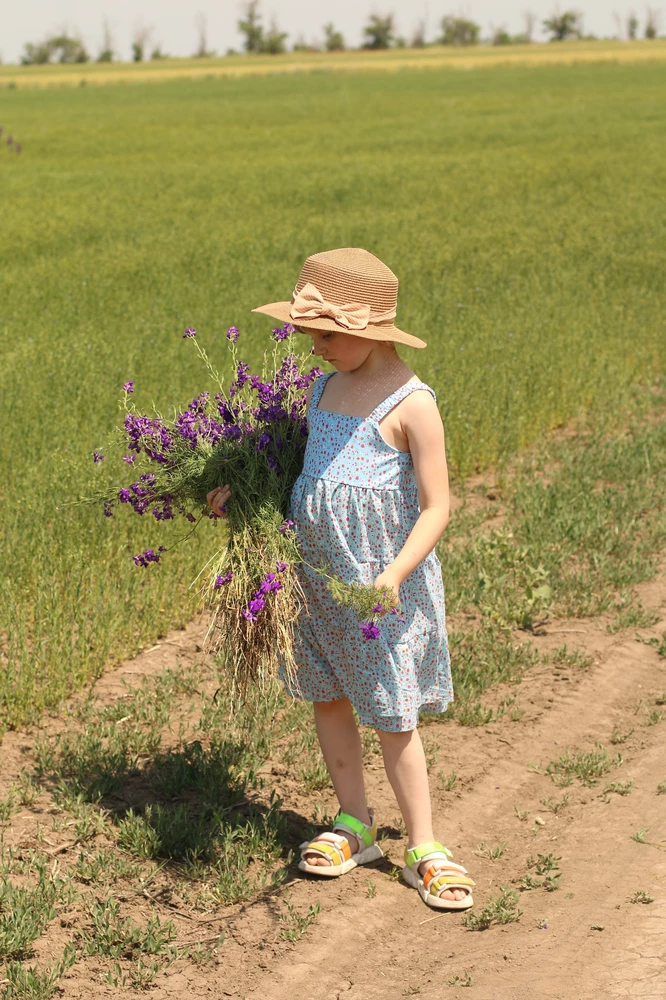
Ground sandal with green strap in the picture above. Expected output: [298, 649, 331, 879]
[299, 809, 383, 877]
[403, 841, 475, 911]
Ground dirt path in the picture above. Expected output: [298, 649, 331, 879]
[227, 583, 666, 1000]
[1, 574, 665, 999]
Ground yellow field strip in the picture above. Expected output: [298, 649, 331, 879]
[3, 41, 666, 89]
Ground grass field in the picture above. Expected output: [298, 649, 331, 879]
[2, 40, 666, 89]
[1, 57, 665, 730]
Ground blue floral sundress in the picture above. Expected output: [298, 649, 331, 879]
[284, 372, 454, 732]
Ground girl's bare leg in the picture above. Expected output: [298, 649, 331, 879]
[376, 727, 466, 901]
[304, 698, 371, 866]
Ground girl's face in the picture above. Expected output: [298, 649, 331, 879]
[303, 329, 374, 373]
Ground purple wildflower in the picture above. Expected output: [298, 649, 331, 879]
[123, 413, 173, 463]
[228, 361, 250, 396]
[276, 562, 288, 572]
[183, 327, 196, 338]
[15, 143, 22, 155]
[122, 453, 136, 465]
[258, 573, 282, 595]
[103, 502, 114, 517]
[279, 519, 294, 534]
[123, 381, 134, 393]
[266, 454, 280, 472]
[360, 621, 381, 640]
[256, 433, 271, 452]
[271, 324, 293, 342]
[226, 326, 240, 343]
[118, 488, 131, 503]
[132, 548, 161, 568]
[242, 593, 266, 621]
[7, 135, 12, 146]
[214, 570, 233, 589]
[370, 602, 383, 615]
[93, 450, 104, 463]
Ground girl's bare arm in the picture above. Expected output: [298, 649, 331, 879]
[374, 390, 450, 596]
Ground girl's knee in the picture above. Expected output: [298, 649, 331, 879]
[374, 726, 415, 744]
[313, 697, 352, 715]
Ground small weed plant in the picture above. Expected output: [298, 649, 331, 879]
[603, 781, 634, 797]
[2, 944, 76, 1000]
[545, 745, 622, 787]
[279, 892, 321, 942]
[629, 890, 654, 904]
[446, 971, 473, 987]
[476, 841, 508, 861]
[462, 887, 522, 930]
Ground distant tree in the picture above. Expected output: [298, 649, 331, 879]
[492, 26, 513, 45]
[627, 12, 639, 38]
[323, 23, 345, 50]
[97, 19, 114, 62]
[411, 19, 427, 47]
[150, 45, 168, 59]
[132, 26, 152, 62]
[21, 40, 54, 64]
[239, 1, 264, 53]
[439, 16, 480, 46]
[49, 34, 89, 63]
[543, 11, 582, 41]
[262, 17, 288, 54]
[194, 12, 214, 57]
[645, 7, 659, 38]
[362, 14, 396, 49]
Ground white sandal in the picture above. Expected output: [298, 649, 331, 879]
[298, 809, 383, 877]
[402, 841, 475, 911]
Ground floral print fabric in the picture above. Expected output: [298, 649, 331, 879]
[283, 373, 454, 732]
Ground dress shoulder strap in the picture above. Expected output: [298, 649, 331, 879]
[308, 372, 335, 412]
[370, 380, 436, 422]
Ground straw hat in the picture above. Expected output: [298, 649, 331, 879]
[252, 247, 426, 349]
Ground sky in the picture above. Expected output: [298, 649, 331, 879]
[2, 2, 656, 64]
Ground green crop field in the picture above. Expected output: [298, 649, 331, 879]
[1, 58, 665, 730]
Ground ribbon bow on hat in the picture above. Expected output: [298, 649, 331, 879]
[290, 282, 395, 331]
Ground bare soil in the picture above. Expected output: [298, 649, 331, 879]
[1, 569, 665, 999]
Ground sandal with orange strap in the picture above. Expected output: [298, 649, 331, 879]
[298, 809, 383, 877]
[402, 841, 475, 911]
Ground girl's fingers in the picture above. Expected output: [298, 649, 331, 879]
[207, 485, 230, 503]
[206, 486, 231, 518]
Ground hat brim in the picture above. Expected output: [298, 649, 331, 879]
[252, 301, 427, 350]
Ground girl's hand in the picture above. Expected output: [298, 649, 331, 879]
[206, 484, 231, 518]
[372, 569, 401, 615]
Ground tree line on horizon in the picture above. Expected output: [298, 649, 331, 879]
[18, 4, 664, 66]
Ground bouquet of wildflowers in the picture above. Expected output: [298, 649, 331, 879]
[82, 326, 398, 693]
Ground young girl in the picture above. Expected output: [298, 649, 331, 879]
[208, 248, 475, 911]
